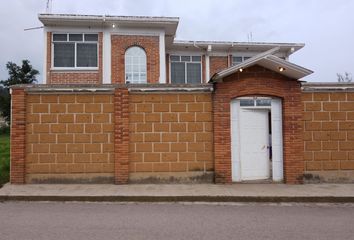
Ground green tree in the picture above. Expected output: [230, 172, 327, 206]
[0, 60, 39, 123]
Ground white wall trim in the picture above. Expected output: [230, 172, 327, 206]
[205, 55, 210, 82]
[42, 28, 47, 84]
[103, 31, 111, 83]
[159, 32, 166, 83]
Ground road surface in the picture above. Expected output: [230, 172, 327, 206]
[0, 202, 353, 240]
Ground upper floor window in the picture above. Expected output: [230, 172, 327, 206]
[125, 46, 147, 83]
[52, 33, 98, 68]
[170, 55, 201, 84]
[232, 56, 251, 66]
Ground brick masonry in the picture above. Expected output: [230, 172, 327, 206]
[46, 32, 103, 84]
[25, 93, 115, 183]
[303, 91, 354, 182]
[10, 88, 26, 184]
[212, 65, 303, 184]
[111, 35, 160, 84]
[209, 56, 229, 78]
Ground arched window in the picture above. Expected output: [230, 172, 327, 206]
[125, 46, 147, 83]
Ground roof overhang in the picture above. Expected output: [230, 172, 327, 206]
[38, 13, 179, 37]
[211, 47, 313, 82]
[169, 40, 304, 56]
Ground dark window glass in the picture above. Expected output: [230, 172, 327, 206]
[170, 55, 180, 61]
[53, 34, 67, 41]
[256, 99, 271, 106]
[69, 34, 83, 41]
[171, 62, 185, 83]
[192, 56, 201, 62]
[77, 43, 97, 67]
[240, 99, 255, 107]
[186, 63, 201, 84]
[181, 56, 190, 61]
[84, 34, 98, 41]
[53, 43, 75, 67]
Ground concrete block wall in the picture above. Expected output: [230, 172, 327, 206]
[303, 91, 354, 182]
[25, 93, 115, 183]
[128, 93, 214, 183]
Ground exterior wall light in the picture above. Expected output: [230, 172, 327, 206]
[279, 67, 285, 72]
[112, 23, 116, 28]
[239, 68, 243, 72]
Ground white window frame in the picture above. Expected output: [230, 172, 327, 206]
[169, 55, 203, 84]
[125, 46, 147, 84]
[51, 33, 99, 70]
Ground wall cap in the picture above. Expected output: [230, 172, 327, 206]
[302, 82, 354, 92]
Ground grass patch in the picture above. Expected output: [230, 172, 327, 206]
[0, 133, 10, 186]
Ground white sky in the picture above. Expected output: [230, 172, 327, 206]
[0, 0, 353, 83]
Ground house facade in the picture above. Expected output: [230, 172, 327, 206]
[10, 14, 354, 184]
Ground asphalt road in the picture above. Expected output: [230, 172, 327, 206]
[0, 202, 354, 240]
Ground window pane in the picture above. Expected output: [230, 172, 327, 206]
[77, 43, 97, 67]
[256, 99, 271, 106]
[244, 57, 251, 61]
[53, 34, 67, 41]
[69, 34, 83, 41]
[192, 56, 201, 62]
[186, 63, 201, 84]
[181, 56, 190, 62]
[171, 62, 185, 84]
[232, 56, 243, 65]
[84, 34, 98, 41]
[53, 43, 75, 67]
[170, 55, 180, 61]
[240, 99, 254, 107]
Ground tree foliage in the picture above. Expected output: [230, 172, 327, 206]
[0, 60, 39, 123]
[337, 72, 352, 82]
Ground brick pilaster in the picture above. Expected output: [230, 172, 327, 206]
[10, 88, 26, 184]
[114, 87, 130, 184]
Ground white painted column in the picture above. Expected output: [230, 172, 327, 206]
[159, 32, 166, 83]
[42, 28, 47, 84]
[205, 55, 210, 82]
[231, 99, 241, 182]
[102, 30, 111, 84]
[271, 98, 284, 182]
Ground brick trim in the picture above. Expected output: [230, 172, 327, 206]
[213, 66, 304, 184]
[10, 88, 26, 184]
[114, 88, 130, 184]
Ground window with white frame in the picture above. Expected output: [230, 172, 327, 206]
[170, 55, 202, 84]
[232, 56, 252, 66]
[125, 46, 147, 83]
[52, 33, 98, 68]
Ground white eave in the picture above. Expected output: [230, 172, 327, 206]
[38, 13, 179, 36]
[171, 40, 304, 54]
[211, 47, 313, 82]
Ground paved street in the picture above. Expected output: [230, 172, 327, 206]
[0, 202, 354, 240]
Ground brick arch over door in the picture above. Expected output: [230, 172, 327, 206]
[212, 65, 303, 184]
[111, 35, 160, 84]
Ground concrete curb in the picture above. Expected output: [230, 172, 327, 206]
[1, 195, 354, 203]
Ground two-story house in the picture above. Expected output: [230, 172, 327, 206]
[9, 13, 354, 185]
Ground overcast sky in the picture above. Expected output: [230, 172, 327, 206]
[0, 0, 353, 83]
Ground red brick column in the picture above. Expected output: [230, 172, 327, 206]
[10, 88, 26, 184]
[114, 87, 130, 184]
